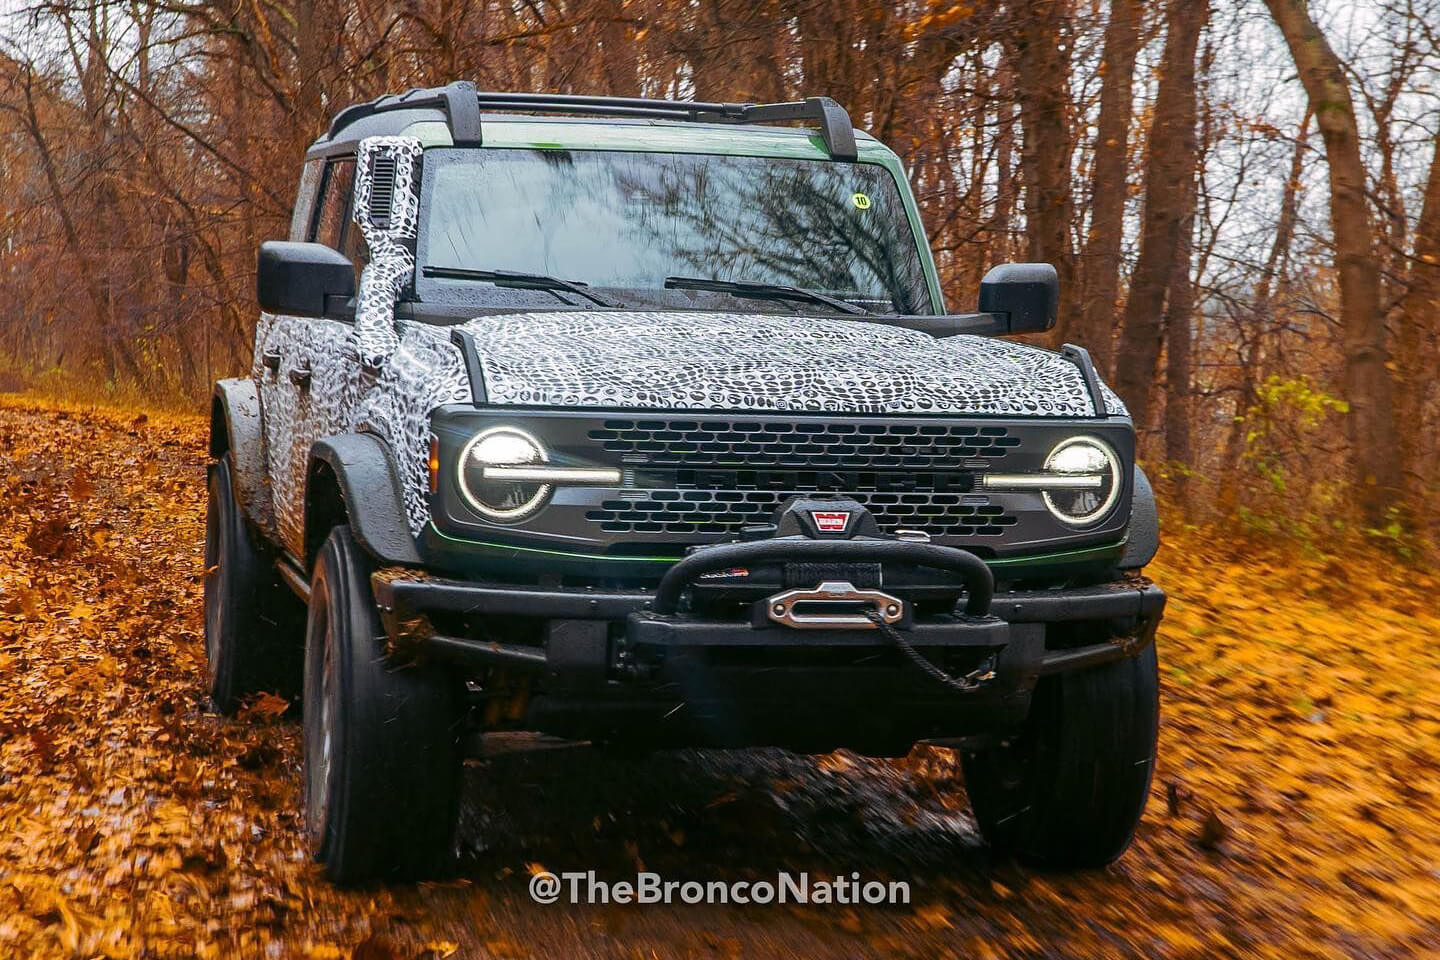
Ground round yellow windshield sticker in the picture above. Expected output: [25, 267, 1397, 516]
[851, 192, 871, 210]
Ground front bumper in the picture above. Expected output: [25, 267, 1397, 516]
[372, 539, 1164, 754]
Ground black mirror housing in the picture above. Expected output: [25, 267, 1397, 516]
[257, 241, 356, 317]
[977, 262, 1058, 334]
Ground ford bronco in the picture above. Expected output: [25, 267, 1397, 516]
[205, 84, 1164, 883]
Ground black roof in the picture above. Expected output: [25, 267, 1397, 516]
[306, 82, 858, 161]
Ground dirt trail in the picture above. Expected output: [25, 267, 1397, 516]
[0, 397, 1437, 959]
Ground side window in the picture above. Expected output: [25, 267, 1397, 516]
[311, 159, 356, 250]
[289, 160, 324, 241]
[340, 211, 370, 270]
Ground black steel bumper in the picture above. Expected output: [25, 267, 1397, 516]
[371, 538, 1165, 753]
[372, 574, 1165, 676]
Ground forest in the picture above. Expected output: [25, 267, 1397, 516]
[0, 0, 1436, 553]
[0, 3, 1438, 957]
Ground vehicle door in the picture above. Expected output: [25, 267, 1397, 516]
[258, 156, 358, 557]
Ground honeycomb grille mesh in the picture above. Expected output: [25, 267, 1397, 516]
[587, 491, 1016, 537]
[584, 419, 1022, 539]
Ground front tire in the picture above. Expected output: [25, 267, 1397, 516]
[203, 456, 303, 713]
[303, 526, 464, 884]
[962, 642, 1159, 869]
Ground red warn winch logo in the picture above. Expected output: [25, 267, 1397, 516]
[810, 510, 852, 534]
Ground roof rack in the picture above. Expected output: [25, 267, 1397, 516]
[322, 81, 859, 161]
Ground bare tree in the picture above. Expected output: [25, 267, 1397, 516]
[1007, 0, 1075, 329]
[1075, 0, 1140, 377]
[1263, 0, 1402, 526]
[1113, 0, 1207, 439]
[1396, 129, 1440, 525]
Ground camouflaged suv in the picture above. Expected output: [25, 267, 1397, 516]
[204, 84, 1165, 883]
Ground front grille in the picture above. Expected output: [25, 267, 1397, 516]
[583, 418, 1023, 540]
[588, 419, 1021, 468]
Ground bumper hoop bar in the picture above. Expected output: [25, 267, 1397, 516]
[652, 538, 994, 616]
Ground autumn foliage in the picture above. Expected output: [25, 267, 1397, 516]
[1, 396, 1435, 957]
[0, 0, 1437, 953]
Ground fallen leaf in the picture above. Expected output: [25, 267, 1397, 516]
[1198, 809, 1230, 850]
[241, 691, 292, 722]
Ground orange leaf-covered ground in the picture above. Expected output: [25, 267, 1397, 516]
[0, 396, 1436, 958]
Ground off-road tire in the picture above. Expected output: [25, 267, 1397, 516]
[961, 643, 1159, 869]
[303, 526, 464, 884]
[203, 456, 303, 713]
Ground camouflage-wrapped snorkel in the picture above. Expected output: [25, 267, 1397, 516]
[350, 135, 423, 369]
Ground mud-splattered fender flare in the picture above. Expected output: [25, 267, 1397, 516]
[306, 433, 422, 567]
[210, 378, 271, 527]
[1119, 465, 1159, 570]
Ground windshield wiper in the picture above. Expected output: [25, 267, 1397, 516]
[421, 266, 619, 308]
[664, 276, 869, 316]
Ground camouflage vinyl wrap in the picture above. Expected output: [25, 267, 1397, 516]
[457, 312, 1127, 417]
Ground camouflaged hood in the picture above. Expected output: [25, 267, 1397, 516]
[457, 310, 1126, 418]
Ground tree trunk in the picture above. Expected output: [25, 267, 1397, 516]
[598, 0, 639, 96]
[1217, 111, 1310, 510]
[1164, 178, 1196, 511]
[1007, 0, 1074, 333]
[1113, 0, 1207, 440]
[293, 0, 323, 141]
[1164, 19, 1203, 511]
[1262, 0, 1401, 527]
[15, 70, 110, 356]
[1395, 129, 1440, 526]
[1359, 62, 1411, 314]
[991, 97, 1018, 268]
[796, 0, 866, 118]
[1075, 0, 1140, 378]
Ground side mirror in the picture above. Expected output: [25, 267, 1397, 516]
[978, 262, 1058, 334]
[257, 241, 355, 317]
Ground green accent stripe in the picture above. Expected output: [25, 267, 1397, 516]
[985, 539, 1126, 568]
[429, 524, 682, 562]
[427, 523, 1124, 569]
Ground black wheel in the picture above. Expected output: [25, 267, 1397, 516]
[203, 456, 303, 713]
[962, 642, 1159, 869]
[303, 526, 464, 884]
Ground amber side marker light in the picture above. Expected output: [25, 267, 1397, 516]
[428, 435, 441, 493]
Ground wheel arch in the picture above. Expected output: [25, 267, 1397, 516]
[305, 433, 423, 570]
[1118, 464, 1159, 570]
[210, 378, 270, 527]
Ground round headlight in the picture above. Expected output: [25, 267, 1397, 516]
[1042, 436, 1122, 526]
[457, 427, 551, 522]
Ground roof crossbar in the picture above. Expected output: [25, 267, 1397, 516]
[323, 84, 858, 160]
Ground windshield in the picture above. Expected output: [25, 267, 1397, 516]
[416, 147, 934, 315]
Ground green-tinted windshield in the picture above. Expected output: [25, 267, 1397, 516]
[417, 147, 932, 314]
